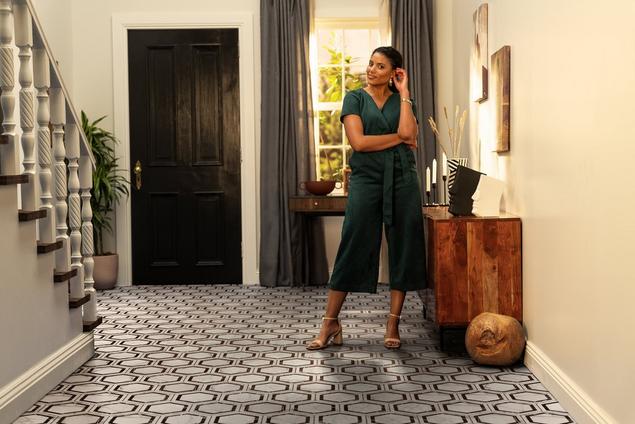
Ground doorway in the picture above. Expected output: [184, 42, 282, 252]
[127, 29, 241, 284]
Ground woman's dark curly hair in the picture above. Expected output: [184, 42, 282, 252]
[371, 46, 403, 93]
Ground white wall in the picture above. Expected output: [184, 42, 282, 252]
[0, 184, 86, 422]
[31, 0, 74, 95]
[0, 189, 78, 383]
[436, 1, 635, 423]
[316, 0, 381, 18]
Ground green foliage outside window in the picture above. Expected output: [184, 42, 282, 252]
[317, 31, 367, 182]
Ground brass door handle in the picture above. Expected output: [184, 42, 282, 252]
[134, 160, 142, 190]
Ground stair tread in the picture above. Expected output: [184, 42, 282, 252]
[69, 293, 91, 308]
[83, 316, 103, 332]
[19, 208, 47, 222]
[37, 240, 63, 254]
[53, 268, 78, 283]
[0, 174, 29, 185]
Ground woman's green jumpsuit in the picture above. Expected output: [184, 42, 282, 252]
[328, 88, 427, 294]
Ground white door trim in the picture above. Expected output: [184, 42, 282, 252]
[112, 12, 258, 286]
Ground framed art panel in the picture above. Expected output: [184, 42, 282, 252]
[492, 45, 511, 152]
[470, 3, 488, 103]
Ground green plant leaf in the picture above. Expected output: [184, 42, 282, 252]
[81, 110, 130, 255]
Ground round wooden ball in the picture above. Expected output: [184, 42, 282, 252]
[465, 312, 525, 366]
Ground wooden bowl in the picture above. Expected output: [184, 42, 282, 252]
[300, 180, 340, 196]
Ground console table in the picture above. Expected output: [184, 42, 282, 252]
[422, 206, 522, 351]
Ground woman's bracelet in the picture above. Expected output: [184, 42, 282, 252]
[401, 97, 413, 105]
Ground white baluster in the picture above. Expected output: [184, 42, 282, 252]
[14, 2, 37, 210]
[0, 0, 18, 176]
[34, 48, 54, 243]
[80, 155, 96, 322]
[66, 123, 84, 299]
[50, 87, 70, 272]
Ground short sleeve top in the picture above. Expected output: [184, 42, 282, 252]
[340, 89, 402, 136]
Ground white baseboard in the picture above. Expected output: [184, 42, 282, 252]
[524, 341, 617, 424]
[0, 333, 95, 423]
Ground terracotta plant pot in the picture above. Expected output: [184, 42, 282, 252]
[299, 180, 342, 196]
[93, 253, 119, 290]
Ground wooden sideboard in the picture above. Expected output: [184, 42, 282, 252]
[422, 206, 522, 349]
[289, 195, 347, 215]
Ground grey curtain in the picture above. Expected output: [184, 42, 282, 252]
[259, 0, 329, 287]
[391, 0, 436, 195]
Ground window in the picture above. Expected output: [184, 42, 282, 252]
[312, 20, 381, 186]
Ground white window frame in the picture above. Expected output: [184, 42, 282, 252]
[311, 19, 380, 192]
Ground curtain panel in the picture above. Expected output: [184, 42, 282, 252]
[259, 0, 329, 287]
[391, 0, 437, 195]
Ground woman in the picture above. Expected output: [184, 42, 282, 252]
[307, 46, 427, 350]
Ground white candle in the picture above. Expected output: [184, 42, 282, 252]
[442, 152, 448, 177]
[432, 159, 437, 184]
[426, 167, 431, 192]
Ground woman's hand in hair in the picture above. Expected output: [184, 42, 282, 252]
[393, 68, 410, 97]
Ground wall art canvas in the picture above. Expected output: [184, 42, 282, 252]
[470, 3, 488, 102]
[491, 45, 511, 152]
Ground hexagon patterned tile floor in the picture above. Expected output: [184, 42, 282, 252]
[15, 285, 576, 424]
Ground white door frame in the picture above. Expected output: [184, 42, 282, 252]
[112, 12, 258, 286]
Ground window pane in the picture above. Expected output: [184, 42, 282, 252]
[345, 65, 366, 92]
[319, 67, 343, 102]
[318, 29, 343, 65]
[318, 110, 342, 145]
[319, 148, 344, 182]
[344, 29, 372, 67]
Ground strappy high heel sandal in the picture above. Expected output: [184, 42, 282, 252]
[384, 313, 401, 349]
[306, 317, 343, 350]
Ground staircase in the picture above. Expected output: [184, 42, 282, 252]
[0, 0, 102, 421]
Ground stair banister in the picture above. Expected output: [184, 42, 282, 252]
[34, 47, 55, 244]
[0, 0, 18, 176]
[80, 155, 96, 322]
[50, 87, 71, 273]
[67, 123, 85, 300]
[14, 1, 37, 212]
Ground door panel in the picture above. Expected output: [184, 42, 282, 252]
[129, 29, 241, 284]
[194, 192, 225, 266]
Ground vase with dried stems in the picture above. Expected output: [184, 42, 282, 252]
[428, 106, 469, 192]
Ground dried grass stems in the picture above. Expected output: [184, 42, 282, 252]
[428, 106, 468, 158]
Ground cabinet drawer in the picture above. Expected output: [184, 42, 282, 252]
[289, 196, 347, 215]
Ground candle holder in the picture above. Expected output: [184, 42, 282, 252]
[442, 175, 448, 205]
[431, 183, 437, 204]
[425, 190, 431, 205]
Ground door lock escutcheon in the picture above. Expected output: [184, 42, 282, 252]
[134, 160, 142, 190]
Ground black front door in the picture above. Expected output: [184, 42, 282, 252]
[128, 29, 241, 284]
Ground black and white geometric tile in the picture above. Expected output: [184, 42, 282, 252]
[15, 285, 575, 424]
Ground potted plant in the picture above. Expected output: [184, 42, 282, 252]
[81, 111, 130, 290]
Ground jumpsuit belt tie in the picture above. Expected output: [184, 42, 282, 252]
[382, 146, 414, 226]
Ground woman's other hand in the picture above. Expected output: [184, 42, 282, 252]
[404, 138, 417, 150]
